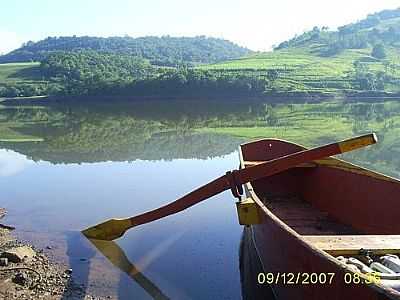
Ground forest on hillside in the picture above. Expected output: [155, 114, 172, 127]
[0, 51, 268, 98]
[0, 36, 251, 66]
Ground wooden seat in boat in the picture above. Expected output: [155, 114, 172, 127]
[303, 235, 400, 256]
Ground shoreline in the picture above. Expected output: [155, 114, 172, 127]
[0, 214, 110, 299]
[2, 91, 400, 106]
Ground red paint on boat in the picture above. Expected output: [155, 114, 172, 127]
[240, 138, 400, 300]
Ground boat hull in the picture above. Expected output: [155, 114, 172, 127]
[240, 138, 400, 300]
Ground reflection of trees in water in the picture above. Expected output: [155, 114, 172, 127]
[341, 137, 400, 179]
[0, 103, 247, 163]
[2, 100, 400, 176]
[0, 130, 243, 164]
[342, 102, 400, 178]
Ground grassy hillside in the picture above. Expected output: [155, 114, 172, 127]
[200, 46, 400, 94]
[0, 62, 50, 98]
[199, 8, 400, 96]
[0, 62, 43, 84]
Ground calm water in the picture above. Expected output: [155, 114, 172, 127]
[0, 101, 248, 299]
[1, 99, 400, 299]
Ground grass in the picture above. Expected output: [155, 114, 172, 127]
[196, 100, 400, 146]
[1, 46, 399, 97]
[0, 104, 46, 142]
[0, 126, 43, 142]
[199, 46, 400, 94]
[193, 100, 400, 176]
[0, 62, 45, 84]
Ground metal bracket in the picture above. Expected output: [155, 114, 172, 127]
[226, 170, 243, 199]
[236, 198, 261, 225]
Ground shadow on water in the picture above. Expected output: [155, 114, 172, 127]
[239, 226, 276, 300]
[61, 231, 170, 299]
[87, 238, 170, 300]
[62, 231, 97, 299]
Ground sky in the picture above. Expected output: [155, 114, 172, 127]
[1, 0, 399, 54]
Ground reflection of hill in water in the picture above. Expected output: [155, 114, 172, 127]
[2, 100, 400, 178]
[1, 131, 242, 163]
[0, 103, 245, 163]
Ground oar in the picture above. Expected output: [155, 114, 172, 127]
[82, 133, 377, 241]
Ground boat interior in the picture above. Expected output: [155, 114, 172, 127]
[241, 139, 400, 259]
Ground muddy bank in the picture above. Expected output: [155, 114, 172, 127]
[0, 225, 110, 299]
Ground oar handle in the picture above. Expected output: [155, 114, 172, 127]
[337, 133, 377, 153]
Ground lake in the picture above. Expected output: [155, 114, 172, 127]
[1, 99, 400, 299]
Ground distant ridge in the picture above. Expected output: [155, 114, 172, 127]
[0, 35, 252, 66]
[275, 7, 400, 55]
[202, 7, 400, 96]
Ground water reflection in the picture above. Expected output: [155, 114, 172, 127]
[1, 99, 400, 299]
[0, 149, 32, 176]
[87, 237, 169, 299]
[239, 227, 275, 300]
[0, 101, 247, 163]
[1, 100, 400, 178]
[0, 150, 243, 298]
[63, 232, 97, 300]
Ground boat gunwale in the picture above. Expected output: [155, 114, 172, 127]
[238, 138, 400, 299]
[240, 137, 400, 183]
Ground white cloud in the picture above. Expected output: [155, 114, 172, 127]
[0, 149, 32, 177]
[0, 30, 25, 54]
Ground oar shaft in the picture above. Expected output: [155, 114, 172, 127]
[128, 133, 376, 228]
[129, 175, 230, 226]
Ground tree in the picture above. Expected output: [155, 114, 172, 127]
[371, 44, 386, 59]
[266, 69, 279, 82]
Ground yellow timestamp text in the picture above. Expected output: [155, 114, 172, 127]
[257, 272, 381, 285]
[257, 272, 336, 285]
[343, 272, 381, 285]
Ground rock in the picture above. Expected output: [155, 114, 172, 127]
[13, 272, 28, 286]
[0, 257, 8, 266]
[65, 268, 73, 275]
[46, 246, 52, 250]
[1, 246, 36, 263]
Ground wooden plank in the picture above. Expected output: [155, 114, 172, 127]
[304, 235, 400, 255]
[263, 196, 357, 235]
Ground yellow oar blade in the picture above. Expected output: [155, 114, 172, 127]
[82, 218, 132, 241]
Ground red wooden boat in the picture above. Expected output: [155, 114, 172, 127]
[239, 138, 400, 300]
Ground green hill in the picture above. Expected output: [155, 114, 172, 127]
[0, 36, 251, 67]
[201, 8, 400, 96]
[275, 8, 400, 52]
